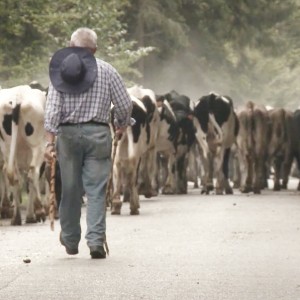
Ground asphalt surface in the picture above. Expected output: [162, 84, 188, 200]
[1, 180, 300, 300]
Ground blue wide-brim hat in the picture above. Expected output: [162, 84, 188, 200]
[49, 47, 97, 94]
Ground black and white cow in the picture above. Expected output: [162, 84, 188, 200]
[291, 109, 300, 190]
[110, 86, 159, 215]
[0, 85, 47, 225]
[127, 86, 160, 198]
[0, 150, 12, 219]
[155, 95, 179, 194]
[193, 92, 239, 195]
[162, 90, 196, 194]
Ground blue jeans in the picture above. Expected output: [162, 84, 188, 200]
[57, 123, 111, 249]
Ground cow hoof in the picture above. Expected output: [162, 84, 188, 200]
[151, 189, 158, 197]
[207, 185, 214, 192]
[233, 182, 240, 189]
[1, 207, 13, 219]
[162, 190, 174, 195]
[225, 188, 233, 195]
[26, 216, 37, 224]
[215, 189, 223, 195]
[144, 190, 158, 198]
[130, 209, 139, 215]
[11, 212, 22, 225]
[111, 201, 122, 215]
[201, 188, 208, 195]
[35, 208, 46, 223]
[253, 188, 261, 194]
[240, 186, 252, 193]
[273, 184, 281, 191]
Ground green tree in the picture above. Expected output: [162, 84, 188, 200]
[122, 0, 300, 107]
[0, 0, 152, 87]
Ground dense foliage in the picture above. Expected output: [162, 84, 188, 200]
[1, 0, 299, 108]
[123, 0, 300, 107]
[0, 0, 152, 87]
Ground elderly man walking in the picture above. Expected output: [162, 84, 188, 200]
[44, 27, 132, 259]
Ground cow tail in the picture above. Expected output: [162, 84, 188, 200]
[246, 101, 254, 148]
[282, 110, 288, 144]
[7, 100, 21, 184]
[127, 127, 135, 159]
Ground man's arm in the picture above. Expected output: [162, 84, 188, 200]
[110, 69, 133, 129]
[44, 83, 62, 161]
[44, 83, 63, 134]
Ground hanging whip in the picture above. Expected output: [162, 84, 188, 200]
[49, 156, 57, 231]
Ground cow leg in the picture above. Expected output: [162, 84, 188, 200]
[27, 147, 47, 223]
[130, 186, 140, 215]
[142, 148, 158, 198]
[281, 154, 293, 189]
[199, 153, 210, 195]
[239, 153, 253, 193]
[214, 149, 225, 195]
[111, 162, 123, 215]
[10, 183, 22, 225]
[232, 152, 241, 189]
[206, 152, 214, 193]
[26, 170, 38, 223]
[200, 152, 214, 195]
[138, 148, 158, 198]
[162, 154, 176, 194]
[1, 194, 13, 219]
[222, 148, 233, 194]
[0, 172, 13, 219]
[176, 154, 188, 194]
[26, 166, 46, 223]
[273, 156, 281, 191]
[157, 154, 167, 189]
[294, 153, 300, 191]
[253, 156, 264, 194]
[128, 161, 140, 215]
[187, 144, 199, 188]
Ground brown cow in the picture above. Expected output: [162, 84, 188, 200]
[267, 108, 293, 190]
[236, 101, 269, 194]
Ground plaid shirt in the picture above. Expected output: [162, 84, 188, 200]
[44, 58, 132, 134]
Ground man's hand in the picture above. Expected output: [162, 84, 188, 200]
[44, 144, 56, 164]
[115, 126, 127, 139]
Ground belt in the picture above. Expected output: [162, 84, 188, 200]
[60, 121, 109, 127]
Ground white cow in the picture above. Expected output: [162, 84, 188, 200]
[127, 85, 160, 198]
[155, 95, 179, 194]
[193, 92, 239, 195]
[110, 95, 151, 215]
[0, 85, 46, 225]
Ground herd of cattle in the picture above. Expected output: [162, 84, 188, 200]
[0, 82, 300, 225]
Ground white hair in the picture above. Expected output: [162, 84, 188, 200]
[70, 27, 97, 49]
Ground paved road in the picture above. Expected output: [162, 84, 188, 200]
[1, 180, 300, 300]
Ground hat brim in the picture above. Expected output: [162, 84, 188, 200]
[49, 47, 97, 94]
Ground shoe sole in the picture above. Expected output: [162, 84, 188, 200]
[90, 250, 106, 259]
[60, 232, 78, 255]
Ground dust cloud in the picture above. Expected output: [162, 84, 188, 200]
[142, 51, 244, 106]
